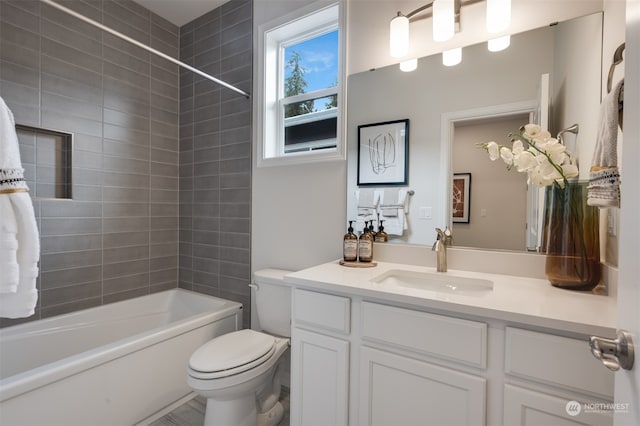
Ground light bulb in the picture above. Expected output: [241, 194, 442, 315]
[390, 14, 409, 58]
[488, 35, 510, 52]
[442, 47, 461, 66]
[400, 58, 418, 72]
[486, 0, 511, 34]
[433, 0, 454, 42]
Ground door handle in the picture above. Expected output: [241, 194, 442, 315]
[589, 330, 634, 371]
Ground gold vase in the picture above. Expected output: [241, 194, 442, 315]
[542, 181, 601, 291]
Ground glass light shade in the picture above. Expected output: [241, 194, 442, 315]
[442, 47, 461, 66]
[486, 0, 511, 33]
[400, 58, 418, 72]
[433, 0, 454, 42]
[390, 14, 410, 58]
[488, 35, 511, 52]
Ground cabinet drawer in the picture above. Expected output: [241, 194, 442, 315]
[505, 327, 614, 399]
[361, 302, 487, 368]
[293, 289, 351, 334]
[503, 384, 613, 426]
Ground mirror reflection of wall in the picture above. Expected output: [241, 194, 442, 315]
[347, 12, 603, 251]
[452, 115, 529, 251]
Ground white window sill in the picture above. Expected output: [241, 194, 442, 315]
[257, 149, 345, 168]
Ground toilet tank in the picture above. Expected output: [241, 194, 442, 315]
[252, 269, 293, 337]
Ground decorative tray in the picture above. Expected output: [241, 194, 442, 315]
[339, 260, 378, 268]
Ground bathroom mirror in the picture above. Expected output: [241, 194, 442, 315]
[346, 12, 604, 250]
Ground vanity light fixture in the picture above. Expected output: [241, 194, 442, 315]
[433, 0, 455, 42]
[389, 0, 462, 69]
[400, 58, 418, 72]
[390, 12, 410, 58]
[486, 0, 511, 51]
[442, 47, 462, 66]
[487, 34, 510, 52]
[389, 0, 513, 69]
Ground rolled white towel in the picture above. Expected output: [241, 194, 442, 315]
[0, 191, 40, 318]
[0, 195, 20, 293]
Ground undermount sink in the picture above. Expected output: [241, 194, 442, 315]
[371, 269, 494, 294]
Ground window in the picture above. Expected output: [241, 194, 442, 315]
[257, 2, 344, 166]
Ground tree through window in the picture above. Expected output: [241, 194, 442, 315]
[281, 29, 339, 153]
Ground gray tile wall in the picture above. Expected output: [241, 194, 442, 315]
[0, 0, 180, 325]
[179, 0, 252, 328]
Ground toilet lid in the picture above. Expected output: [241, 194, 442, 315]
[189, 329, 275, 374]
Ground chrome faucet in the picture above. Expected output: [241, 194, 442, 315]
[432, 227, 451, 272]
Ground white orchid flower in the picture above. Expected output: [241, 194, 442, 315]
[478, 124, 579, 188]
[514, 150, 536, 172]
[523, 124, 551, 143]
[561, 161, 579, 179]
[527, 166, 548, 187]
[486, 141, 500, 161]
[512, 140, 524, 156]
[543, 138, 568, 164]
[500, 147, 514, 166]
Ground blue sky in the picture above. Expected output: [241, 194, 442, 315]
[284, 30, 339, 92]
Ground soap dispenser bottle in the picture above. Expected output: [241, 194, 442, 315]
[368, 220, 377, 241]
[343, 221, 358, 262]
[358, 221, 374, 262]
[374, 220, 388, 243]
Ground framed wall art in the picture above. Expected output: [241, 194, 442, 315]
[357, 119, 409, 186]
[452, 173, 471, 223]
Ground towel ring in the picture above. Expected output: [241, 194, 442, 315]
[607, 43, 625, 94]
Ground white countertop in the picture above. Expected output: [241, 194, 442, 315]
[285, 260, 617, 337]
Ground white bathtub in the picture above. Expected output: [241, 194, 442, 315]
[0, 289, 242, 426]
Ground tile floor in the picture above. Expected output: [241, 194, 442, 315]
[149, 388, 290, 426]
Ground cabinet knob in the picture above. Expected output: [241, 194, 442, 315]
[589, 330, 634, 371]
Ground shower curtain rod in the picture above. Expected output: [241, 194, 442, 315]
[41, 0, 251, 99]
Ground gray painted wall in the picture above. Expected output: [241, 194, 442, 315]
[251, 0, 346, 279]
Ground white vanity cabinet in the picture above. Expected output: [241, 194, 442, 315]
[290, 289, 351, 426]
[358, 301, 487, 426]
[502, 327, 615, 426]
[290, 286, 615, 426]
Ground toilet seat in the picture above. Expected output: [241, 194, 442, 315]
[189, 329, 276, 380]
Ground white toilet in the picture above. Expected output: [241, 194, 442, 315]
[187, 269, 292, 426]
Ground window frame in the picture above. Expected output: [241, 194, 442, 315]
[256, 1, 345, 168]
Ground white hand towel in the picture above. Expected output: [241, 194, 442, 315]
[0, 97, 28, 191]
[0, 192, 40, 318]
[356, 188, 380, 210]
[0, 196, 20, 293]
[380, 188, 409, 235]
[355, 189, 380, 231]
[0, 96, 40, 318]
[587, 78, 623, 208]
[0, 97, 21, 169]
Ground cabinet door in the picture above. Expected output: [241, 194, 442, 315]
[290, 328, 349, 426]
[503, 384, 613, 426]
[359, 346, 486, 426]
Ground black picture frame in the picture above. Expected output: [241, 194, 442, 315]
[357, 119, 409, 186]
[452, 173, 471, 223]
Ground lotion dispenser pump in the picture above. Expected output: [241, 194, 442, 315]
[343, 221, 358, 262]
[358, 221, 374, 262]
[375, 220, 388, 243]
